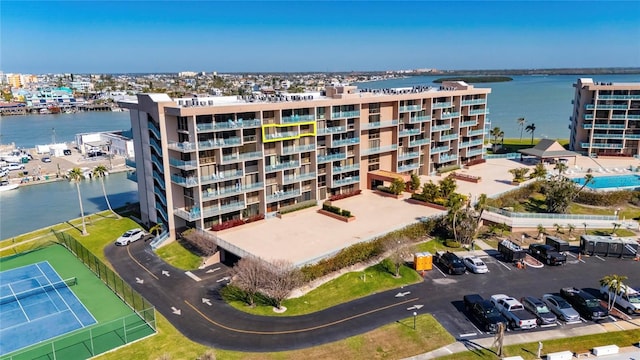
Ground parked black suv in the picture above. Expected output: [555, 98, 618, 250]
[436, 251, 466, 275]
[463, 294, 507, 332]
[560, 287, 609, 320]
[528, 244, 567, 266]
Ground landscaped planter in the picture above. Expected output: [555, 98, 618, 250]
[406, 198, 448, 210]
[374, 190, 403, 199]
[317, 209, 356, 223]
[452, 172, 481, 183]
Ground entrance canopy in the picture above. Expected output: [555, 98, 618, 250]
[518, 139, 578, 161]
[367, 170, 411, 189]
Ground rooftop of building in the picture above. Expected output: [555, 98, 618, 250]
[576, 78, 640, 89]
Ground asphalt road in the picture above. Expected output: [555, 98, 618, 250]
[105, 241, 640, 352]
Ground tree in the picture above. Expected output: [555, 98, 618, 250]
[68, 168, 88, 235]
[525, 123, 536, 145]
[231, 257, 267, 307]
[149, 223, 164, 237]
[543, 175, 578, 213]
[509, 167, 530, 183]
[599, 274, 628, 311]
[410, 173, 421, 193]
[583, 222, 588, 234]
[263, 260, 301, 309]
[181, 229, 217, 256]
[517, 117, 526, 141]
[385, 236, 411, 277]
[490, 127, 504, 151]
[554, 223, 563, 235]
[567, 224, 576, 239]
[439, 176, 457, 198]
[611, 222, 621, 236]
[93, 165, 120, 219]
[537, 224, 545, 239]
[389, 178, 406, 195]
[576, 174, 594, 194]
[421, 181, 440, 202]
[554, 162, 568, 175]
[530, 162, 547, 180]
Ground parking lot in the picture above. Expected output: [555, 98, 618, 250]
[421, 246, 639, 340]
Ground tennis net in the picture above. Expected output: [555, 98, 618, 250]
[0, 277, 77, 305]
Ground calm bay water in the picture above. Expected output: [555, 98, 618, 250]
[2, 74, 640, 238]
[355, 74, 640, 139]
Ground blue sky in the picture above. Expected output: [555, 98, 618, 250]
[2, 1, 639, 73]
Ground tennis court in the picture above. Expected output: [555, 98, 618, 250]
[0, 243, 156, 360]
[0, 262, 96, 355]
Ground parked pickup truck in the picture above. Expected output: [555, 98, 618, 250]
[463, 294, 508, 332]
[560, 287, 609, 320]
[528, 244, 567, 266]
[600, 282, 640, 315]
[435, 251, 466, 275]
[490, 294, 538, 330]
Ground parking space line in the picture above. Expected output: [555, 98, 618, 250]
[566, 253, 576, 258]
[434, 266, 447, 277]
[495, 260, 512, 271]
[595, 255, 606, 261]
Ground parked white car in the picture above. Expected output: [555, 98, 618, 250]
[463, 256, 489, 274]
[0, 169, 8, 177]
[600, 282, 640, 315]
[6, 163, 25, 171]
[115, 228, 145, 246]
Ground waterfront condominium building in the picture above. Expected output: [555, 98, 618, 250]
[120, 82, 490, 239]
[569, 78, 640, 157]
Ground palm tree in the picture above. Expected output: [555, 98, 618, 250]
[490, 127, 504, 152]
[537, 224, 545, 239]
[554, 162, 568, 175]
[600, 274, 628, 311]
[567, 224, 576, 239]
[583, 222, 588, 235]
[525, 123, 536, 145]
[517, 117, 526, 141]
[93, 165, 120, 219]
[530, 162, 547, 180]
[68, 168, 88, 235]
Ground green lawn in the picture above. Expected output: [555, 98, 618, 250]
[223, 261, 423, 316]
[486, 138, 569, 154]
[415, 238, 467, 253]
[568, 203, 640, 220]
[155, 240, 203, 270]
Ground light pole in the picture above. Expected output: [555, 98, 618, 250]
[107, 140, 113, 170]
[413, 312, 417, 330]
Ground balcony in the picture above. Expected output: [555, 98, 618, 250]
[398, 163, 420, 172]
[409, 138, 430, 147]
[283, 172, 317, 184]
[468, 109, 487, 116]
[626, 134, 640, 139]
[203, 201, 247, 218]
[466, 129, 485, 137]
[399, 128, 421, 137]
[585, 104, 595, 110]
[465, 148, 484, 157]
[150, 139, 163, 155]
[361, 120, 399, 129]
[169, 158, 197, 170]
[409, 115, 431, 123]
[440, 133, 459, 141]
[197, 119, 261, 132]
[151, 155, 164, 170]
[580, 143, 623, 149]
[202, 183, 264, 200]
[317, 153, 347, 163]
[266, 189, 301, 202]
[317, 126, 346, 135]
[148, 122, 161, 139]
[171, 174, 198, 187]
[433, 102, 452, 109]
[399, 105, 422, 112]
[200, 170, 243, 184]
[460, 120, 478, 127]
[168, 141, 196, 152]
[441, 112, 461, 119]
[283, 144, 316, 155]
[222, 151, 263, 163]
[460, 139, 484, 148]
[265, 160, 300, 172]
[156, 204, 168, 222]
[584, 114, 594, 120]
[198, 137, 242, 150]
[583, 124, 626, 130]
[438, 153, 458, 162]
[629, 115, 640, 120]
[282, 114, 315, 124]
[589, 104, 629, 110]
[153, 172, 165, 189]
[611, 114, 627, 120]
[398, 152, 420, 161]
[264, 130, 302, 141]
[361, 144, 398, 156]
[174, 207, 201, 222]
[430, 145, 449, 154]
[592, 134, 624, 139]
[461, 98, 486, 106]
[331, 110, 360, 119]
[333, 164, 360, 173]
[599, 95, 640, 100]
[332, 137, 359, 147]
[432, 124, 451, 132]
[333, 176, 360, 187]
[126, 171, 137, 182]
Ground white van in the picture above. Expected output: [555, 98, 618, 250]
[600, 282, 640, 315]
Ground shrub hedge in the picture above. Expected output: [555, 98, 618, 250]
[211, 214, 265, 231]
[279, 200, 317, 215]
[329, 189, 362, 202]
[574, 190, 632, 207]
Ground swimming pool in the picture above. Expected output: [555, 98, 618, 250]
[573, 174, 640, 190]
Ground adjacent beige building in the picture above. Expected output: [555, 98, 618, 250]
[120, 82, 490, 241]
[569, 78, 640, 157]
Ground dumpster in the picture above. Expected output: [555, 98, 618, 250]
[581, 235, 638, 257]
[546, 236, 570, 253]
[498, 239, 527, 262]
[414, 252, 433, 271]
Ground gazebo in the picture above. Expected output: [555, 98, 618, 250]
[517, 139, 579, 165]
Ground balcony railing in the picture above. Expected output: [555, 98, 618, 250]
[283, 144, 316, 154]
[317, 126, 346, 135]
[282, 114, 315, 123]
[202, 183, 264, 200]
[409, 115, 431, 123]
[197, 119, 261, 132]
[467, 129, 485, 137]
[460, 139, 484, 148]
[174, 207, 201, 222]
[283, 172, 316, 183]
[266, 189, 301, 202]
[584, 114, 594, 120]
[629, 115, 640, 120]
[398, 152, 420, 161]
[583, 124, 626, 130]
[432, 124, 451, 132]
[156, 204, 168, 222]
[150, 138, 163, 155]
[265, 160, 300, 172]
[332, 138, 359, 147]
[580, 143, 623, 149]
[155, 188, 167, 206]
[202, 201, 246, 218]
[168, 141, 196, 152]
[200, 170, 243, 184]
[460, 120, 478, 127]
[439, 154, 458, 162]
[331, 110, 360, 119]
[153, 172, 165, 189]
[433, 102, 452, 109]
[441, 112, 461, 119]
[169, 157, 197, 170]
[596, 104, 630, 110]
[332, 164, 360, 173]
[592, 134, 624, 139]
[599, 95, 640, 100]
[461, 98, 486, 105]
[361, 120, 399, 129]
[171, 174, 198, 187]
[317, 153, 347, 163]
[468, 109, 487, 115]
[440, 133, 459, 141]
[264, 130, 300, 141]
[222, 151, 263, 162]
[399, 128, 421, 137]
[408, 138, 430, 147]
[430, 146, 449, 154]
[148, 122, 161, 139]
[398, 163, 420, 172]
[198, 137, 243, 150]
[466, 148, 484, 157]
[399, 105, 422, 112]
[626, 134, 640, 139]
[361, 144, 398, 155]
[333, 176, 360, 187]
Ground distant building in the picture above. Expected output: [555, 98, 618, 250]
[569, 78, 640, 157]
[75, 131, 135, 158]
[178, 71, 198, 77]
[119, 83, 490, 241]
